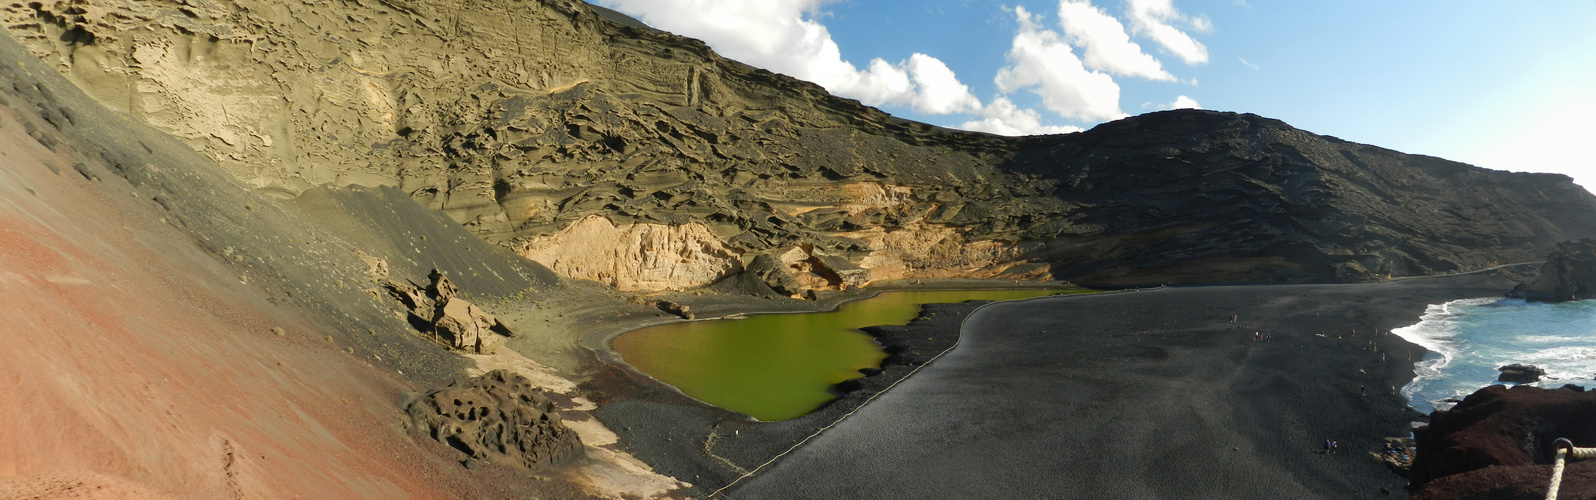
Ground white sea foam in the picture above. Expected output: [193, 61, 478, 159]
[1394, 297, 1596, 414]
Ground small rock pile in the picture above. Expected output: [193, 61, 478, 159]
[406, 370, 583, 470]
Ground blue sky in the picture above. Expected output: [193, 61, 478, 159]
[596, 0, 1596, 190]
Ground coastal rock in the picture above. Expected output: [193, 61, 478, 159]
[1411, 462, 1596, 500]
[405, 370, 583, 470]
[1497, 364, 1546, 384]
[1509, 239, 1596, 302]
[1409, 385, 1596, 492]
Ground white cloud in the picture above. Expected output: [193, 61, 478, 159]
[993, 6, 1126, 122]
[1056, 0, 1173, 81]
[959, 96, 1086, 136]
[1125, 0, 1211, 65]
[595, 0, 979, 115]
[1238, 56, 1260, 70]
[904, 54, 983, 114]
[600, 0, 1215, 138]
[1169, 95, 1201, 109]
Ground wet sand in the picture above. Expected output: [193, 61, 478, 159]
[727, 273, 1524, 499]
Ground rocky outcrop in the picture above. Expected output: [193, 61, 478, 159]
[1410, 385, 1596, 493]
[516, 215, 740, 291]
[1497, 364, 1546, 384]
[405, 370, 583, 470]
[383, 269, 514, 352]
[654, 300, 694, 320]
[1510, 239, 1596, 302]
[5, 0, 1596, 290]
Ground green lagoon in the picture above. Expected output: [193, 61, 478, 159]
[612, 289, 1070, 421]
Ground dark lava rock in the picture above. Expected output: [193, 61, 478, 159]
[1497, 364, 1547, 384]
[1410, 385, 1596, 493]
[1510, 239, 1596, 302]
[406, 370, 583, 470]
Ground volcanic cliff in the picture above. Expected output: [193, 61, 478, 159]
[3, 0, 1593, 293]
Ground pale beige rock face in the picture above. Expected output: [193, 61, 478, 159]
[843, 222, 1045, 282]
[517, 215, 741, 291]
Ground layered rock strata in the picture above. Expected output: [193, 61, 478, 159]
[5, 0, 1596, 290]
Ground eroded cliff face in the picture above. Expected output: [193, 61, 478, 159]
[517, 215, 740, 291]
[5, 0, 1596, 290]
[1509, 239, 1596, 302]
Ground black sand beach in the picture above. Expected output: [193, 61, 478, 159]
[586, 272, 1527, 498]
[725, 273, 1525, 499]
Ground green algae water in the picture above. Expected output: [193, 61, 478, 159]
[612, 289, 1069, 421]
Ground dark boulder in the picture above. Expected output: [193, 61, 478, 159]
[655, 299, 694, 320]
[1497, 364, 1546, 384]
[1510, 239, 1596, 302]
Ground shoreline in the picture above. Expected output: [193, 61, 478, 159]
[729, 272, 1527, 499]
[574, 279, 1074, 416]
[581, 271, 1527, 497]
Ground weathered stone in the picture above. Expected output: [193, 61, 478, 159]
[382, 280, 431, 320]
[811, 251, 869, 288]
[383, 269, 513, 351]
[654, 300, 694, 320]
[427, 269, 460, 302]
[744, 253, 804, 297]
[406, 370, 583, 470]
[433, 297, 498, 352]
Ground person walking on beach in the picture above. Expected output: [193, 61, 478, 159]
[1230, 314, 1237, 323]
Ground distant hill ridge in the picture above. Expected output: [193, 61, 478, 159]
[4, 0, 1593, 289]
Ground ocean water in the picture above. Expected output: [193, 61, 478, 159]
[1394, 297, 1596, 415]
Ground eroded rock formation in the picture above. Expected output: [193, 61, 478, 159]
[406, 370, 583, 470]
[5, 0, 1596, 291]
[1509, 239, 1596, 302]
[1410, 385, 1596, 494]
[383, 269, 514, 352]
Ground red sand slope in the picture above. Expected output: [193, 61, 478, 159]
[0, 88, 457, 499]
